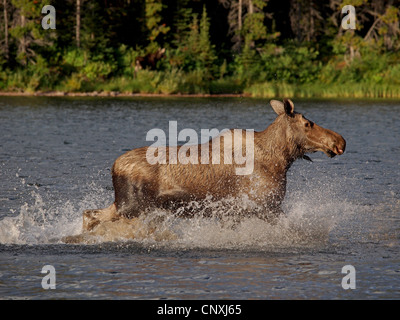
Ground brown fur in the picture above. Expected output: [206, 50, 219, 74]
[81, 99, 346, 232]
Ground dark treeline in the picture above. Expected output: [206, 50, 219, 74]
[1, 0, 400, 97]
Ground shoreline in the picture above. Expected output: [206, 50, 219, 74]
[1, 90, 400, 99]
[0, 91, 249, 98]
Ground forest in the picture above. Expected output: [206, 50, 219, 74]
[0, 0, 400, 97]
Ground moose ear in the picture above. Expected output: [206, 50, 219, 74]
[270, 100, 285, 115]
[270, 99, 295, 115]
[283, 98, 295, 115]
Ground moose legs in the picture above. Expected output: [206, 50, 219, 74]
[82, 204, 118, 231]
[112, 174, 157, 219]
[82, 174, 287, 232]
[82, 174, 154, 232]
[249, 188, 285, 224]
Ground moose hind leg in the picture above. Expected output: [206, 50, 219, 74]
[82, 203, 118, 231]
[113, 174, 150, 219]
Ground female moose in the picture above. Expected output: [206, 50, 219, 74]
[81, 99, 346, 233]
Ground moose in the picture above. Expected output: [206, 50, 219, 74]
[80, 99, 346, 233]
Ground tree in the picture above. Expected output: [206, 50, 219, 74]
[170, 5, 216, 75]
[76, 0, 81, 48]
[1, 0, 9, 62]
[242, 0, 268, 48]
[289, 0, 323, 42]
[172, 0, 193, 46]
[9, 0, 56, 66]
[219, 0, 244, 52]
[329, 0, 400, 64]
[219, 0, 270, 52]
[198, 5, 217, 73]
[145, 0, 169, 53]
[364, 3, 400, 51]
[329, 0, 368, 63]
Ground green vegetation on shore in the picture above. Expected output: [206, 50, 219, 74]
[1, 0, 400, 98]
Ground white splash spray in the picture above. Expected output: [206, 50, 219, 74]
[0, 177, 360, 250]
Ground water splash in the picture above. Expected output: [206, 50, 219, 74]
[0, 178, 361, 251]
[0, 184, 110, 245]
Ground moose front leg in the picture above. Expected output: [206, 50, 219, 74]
[252, 191, 285, 224]
[263, 205, 284, 225]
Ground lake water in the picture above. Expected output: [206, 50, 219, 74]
[0, 96, 399, 300]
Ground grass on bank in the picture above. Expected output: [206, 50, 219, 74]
[244, 82, 400, 98]
[57, 70, 400, 98]
[2, 68, 400, 98]
[58, 70, 245, 95]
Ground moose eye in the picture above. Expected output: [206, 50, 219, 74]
[305, 122, 309, 127]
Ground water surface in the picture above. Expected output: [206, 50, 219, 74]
[0, 97, 399, 299]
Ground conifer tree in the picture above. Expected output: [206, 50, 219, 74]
[198, 5, 216, 73]
[9, 0, 55, 66]
[1, 0, 9, 62]
[145, 0, 170, 52]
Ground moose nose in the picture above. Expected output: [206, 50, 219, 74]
[335, 137, 346, 155]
